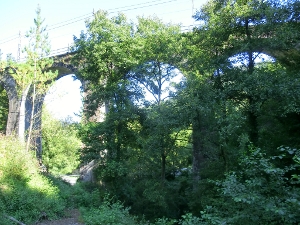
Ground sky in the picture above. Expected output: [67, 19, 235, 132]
[0, 0, 207, 122]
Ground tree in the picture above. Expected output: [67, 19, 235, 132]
[175, 71, 220, 189]
[74, 12, 193, 219]
[177, 0, 300, 214]
[129, 17, 184, 181]
[193, 0, 300, 144]
[73, 10, 143, 189]
[23, 5, 57, 157]
[186, 0, 300, 166]
[0, 6, 56, 158]
[72, 1, 300, 220]
[73, 10, 142, 118]
[177, 30, 222, 187]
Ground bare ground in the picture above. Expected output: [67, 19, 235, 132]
[35, 209, 84, 225]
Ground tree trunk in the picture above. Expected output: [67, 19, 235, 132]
[19, 84, 31, 142]
[248, 97, 258, 145]
[33, 93, 45, 159]
[25, 90, 45, 158]
[26, 83, 36, 152]
[192, 115, 206, 189]
[26, 58, 37, 151]
[3, 214, 26, 225]
[161, 153, 166, 181]
[245, 18, 258, 145]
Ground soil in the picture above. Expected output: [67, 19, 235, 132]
[35, 209, 84, 225]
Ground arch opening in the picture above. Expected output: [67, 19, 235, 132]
[228, 52, 276, 68]
[44, 74, 83, 123]
[128, 61, 185, 106]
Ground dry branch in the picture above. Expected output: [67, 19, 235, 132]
[3, 214, 27, 225]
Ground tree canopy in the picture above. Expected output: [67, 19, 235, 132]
[0, 1, 300, 224]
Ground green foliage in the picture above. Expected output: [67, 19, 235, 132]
[12, 6, 56, 94]
[178, 213, 202, 225]
[0, 135, 65, 224]
[73, 10, 140, 119]
[79, 195, 200, 225]
[74, 12, 192, 220]
[24, 5, 58, 154]
[45, 175, 102, 209]
[42, 109, 81, 175]
[71, 0, 300, 223]
[200, 147, 300, 225]
[151, 217, 177, 225]
[80, 195, 139, 225]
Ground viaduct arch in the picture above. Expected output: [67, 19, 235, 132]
[0, 51, 107, 157]
[0, 53, 85, 158]
[25, 53, 84, 157]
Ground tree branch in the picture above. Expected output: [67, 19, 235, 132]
[3, 214, 27, 225]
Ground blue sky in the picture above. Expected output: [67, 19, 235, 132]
[0, 0, 207, 121]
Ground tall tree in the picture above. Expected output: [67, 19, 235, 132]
[74, 13, 192, 218]
[130, 17, 184, 181]
[174, 0, 300, 189]
[192, 0, 300, 148]
[23, 5, 57, 157]
[0, 6, 56, 150]
[73, 11, 142, 191]
[73, 10, 140, 118]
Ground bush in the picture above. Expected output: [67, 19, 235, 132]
[200, 147, 300, 225]
[80, 195, 138, 225]
[42, 109, 81, 175]
[0, 135, 65, 224]
[178, 213, 202, 225]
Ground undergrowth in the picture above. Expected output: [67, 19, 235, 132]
[0, 135, 65, 224]
[0, 134, 205, 225]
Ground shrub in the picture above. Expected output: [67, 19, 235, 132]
[200, 147, 300, 225]
[42, 109, 81, 175]
[0, 135, 65, 224]
[80, 196, 138, 225]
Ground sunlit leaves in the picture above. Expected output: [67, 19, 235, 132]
[42, 110, 81, 175]
[74, 10, 138, 84]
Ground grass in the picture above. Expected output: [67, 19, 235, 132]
[0, 135, 65, 224]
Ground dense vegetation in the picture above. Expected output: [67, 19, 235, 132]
[1, 0, 300, 224]
[0, 135, 66, 224]
[42, 110, 81, 175]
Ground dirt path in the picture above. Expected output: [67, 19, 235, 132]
[35, 209, 84, 225]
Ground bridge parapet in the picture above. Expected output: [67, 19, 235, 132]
[49, 52, 78, 79]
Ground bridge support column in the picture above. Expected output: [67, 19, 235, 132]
[0, 73, 21, 136]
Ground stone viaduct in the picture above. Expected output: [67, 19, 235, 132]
[0, 52, 105, 159]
